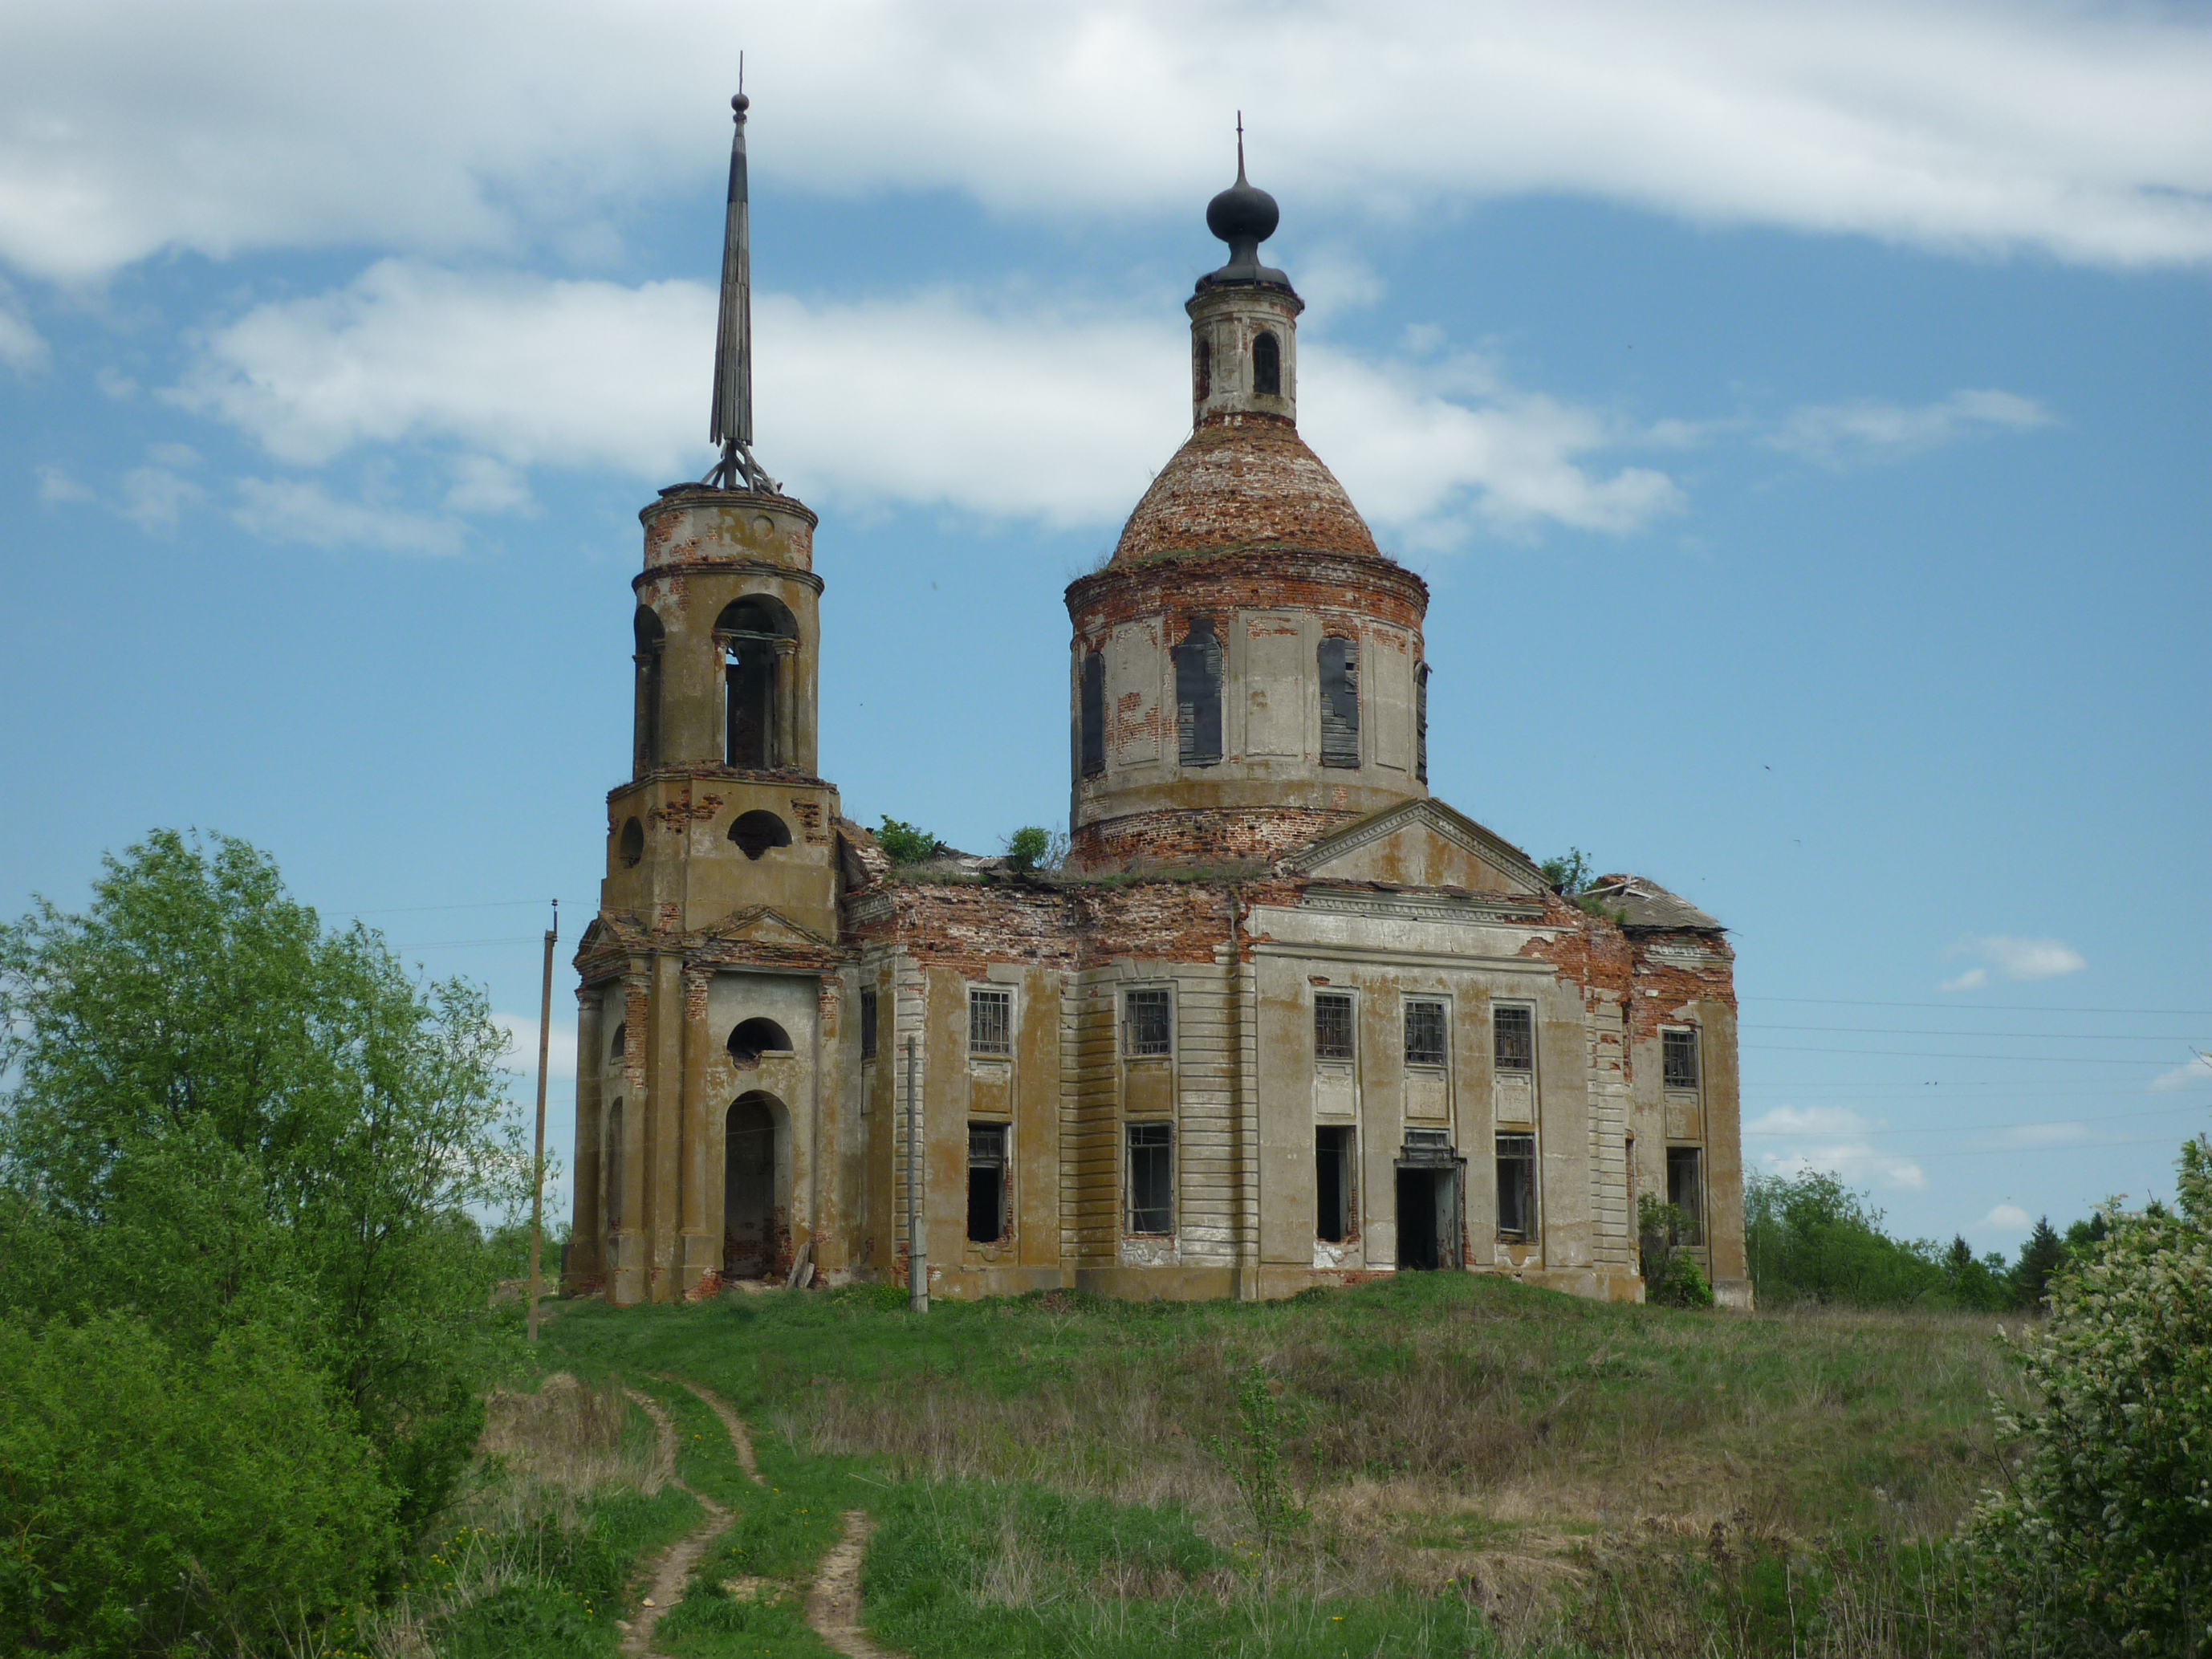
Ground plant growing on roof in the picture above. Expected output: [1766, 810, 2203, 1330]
[875, 817, 944, 865]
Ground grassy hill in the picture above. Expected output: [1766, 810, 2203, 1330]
[496, 1273, 2023, 1658]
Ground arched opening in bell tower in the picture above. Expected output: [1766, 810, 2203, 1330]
[1253, 330, 1281, 397]
[632, 608, 665, 775]
[715, 596, 796, 770]
[724, 1090, 788, 1280]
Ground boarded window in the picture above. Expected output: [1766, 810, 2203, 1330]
[1405, 999, 1447, 1067]
[1080, 651, 1106, 777]
[860, 989, 878, 1061]
[970, 988, 1011, 1057]
[1663, 1027, 1701, 1092]
[1494, 1004, 1535, 1074]
[633, 608, 665, 775]
[1173, 618, 1222, 766]
[1124, 988, 1172, 1058]
[1496, 1132, 1536, 1242]
[968, 1123, 1008, 1243]
[1667, 1146, 1705, 1244]
[1319, 636, 1360, 767]
[1253, 329, 1280, 396]
[1415, 661, 1429, 783]
[1315, 992, 1354, 1062]
[1126, 1122, 1173, 1234]
[1316, 1125, 1355, 1242]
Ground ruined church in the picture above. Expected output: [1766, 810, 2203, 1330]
[563, 100, 1750, 1309]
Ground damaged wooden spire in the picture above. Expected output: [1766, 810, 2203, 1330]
[705, 65, 779, 494]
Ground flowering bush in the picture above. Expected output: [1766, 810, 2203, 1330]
[1971, 1132, 2212, 1654]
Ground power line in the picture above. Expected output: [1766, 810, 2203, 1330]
[1746, 1023, 2202, 1042]
[389, 936, 547, 949]
[1742, 995, 2209, 1018]
[331, 899, 567, 918]
[1741, 1044, 2184, 1066]
[1742, 1100, 2211, 1137]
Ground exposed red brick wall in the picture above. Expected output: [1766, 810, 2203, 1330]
[1108, 413, 1385, 563]
[1067, 548, 1428, 639]
[1070, 806, 1354, 871]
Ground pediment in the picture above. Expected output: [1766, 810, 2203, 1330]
[699, 905, 837, 949]
[1285, 798, 1547, 895]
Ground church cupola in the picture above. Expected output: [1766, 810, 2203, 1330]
[1188, 120, 1303, 428]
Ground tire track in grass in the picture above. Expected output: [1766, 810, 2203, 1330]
[619, 1387, 731, 1658]
[660, 1376, 905, 1659]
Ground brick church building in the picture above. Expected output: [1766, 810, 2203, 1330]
[563, 106, 1750, 1309]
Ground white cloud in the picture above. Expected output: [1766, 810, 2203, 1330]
[1743, 1105, 1881, 1137]
[1981, 1203, 2030, 1231]
[2151, 1052, 2212, 1092]
[1761, 1145, 1926, 1192]
[118, 466, 201, 535]
[35, 464, 90, 504]
[176, 262, 1685, 542]
[1771, 388, 2054, 466]
[232, 477, 465, 556]
[1997, 1121, 2088, 1149]
[494, 1012, 578, 1086]
[0, 279, 44, 371]
[1942, 935, 2087, 990]
[0, 2, 2208, 284]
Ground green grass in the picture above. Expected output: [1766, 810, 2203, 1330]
[532, 1274, 2023, 1657]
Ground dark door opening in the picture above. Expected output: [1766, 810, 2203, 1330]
[724, 1093, 779, 1279]
[1396, 1165, 1461, 1271]
[1316, 1125, 1355, 1242]
[968, 1123, 1008, 1244]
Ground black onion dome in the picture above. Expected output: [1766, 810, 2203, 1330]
[1197, 136, 1293, 293]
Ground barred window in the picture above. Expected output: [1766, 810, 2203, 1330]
[1405, 999, 1447, 1067]
[1494, 1004, 1535, 1074]
[1662, 1027, 1700, 1092]
[1127, 1122, 1174, 1234]
[969, 988, 1011, 1057]
[1173, 617, 1223, 767]
[1314, 992, 1354, 1062]
[1496, 1132, 1537, 1242]
[860, 989, 878, 1061]
[1124, 989, 1172, 1058]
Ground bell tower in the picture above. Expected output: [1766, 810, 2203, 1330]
[568, 91, 848, 1306]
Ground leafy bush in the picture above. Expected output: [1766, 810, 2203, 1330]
[0, 1312, 399, 1657]
[1649, 1250, 1715, 1308]
[1970, 1132, 2212, 1654]
[1540, 847, 1593, 894]
[1002, 825, 1058, 872]
[876, 816, 945, 864]
[1745, 1169, 1957, 1307]
[0, 832, 522, 1537]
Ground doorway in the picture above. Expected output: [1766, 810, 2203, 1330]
[724, 1092, 783, 1279]
[1395, 1163, 1462, 1271]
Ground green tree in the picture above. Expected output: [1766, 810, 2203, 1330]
[1742, 1169, 1952, 1307]
[1540, 848, 1593, 894]
[2010, 1215, 2068, 1310]
[876, 816, 945, 864]
[1971, 1132, 2212, 1653]
[0, 832, 523, 1536]
[1002, 825, 1053, 871]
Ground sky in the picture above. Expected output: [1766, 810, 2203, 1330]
[2, 1, 2206, 1249]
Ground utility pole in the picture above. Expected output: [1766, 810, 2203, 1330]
[527, 899, 558, 1344]
[906, 1034, 926, 1312]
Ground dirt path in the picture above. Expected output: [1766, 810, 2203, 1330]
[805, 1511, 903, 1659]
[619, 1388, 731, 1658]
[655, 1373, 763, 1485]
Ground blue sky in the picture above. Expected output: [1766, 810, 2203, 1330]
[2, 2, 2206, 1246]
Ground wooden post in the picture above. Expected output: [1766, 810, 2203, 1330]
[906, 1034, 926, 1313]
[528, 900, 558, 1343]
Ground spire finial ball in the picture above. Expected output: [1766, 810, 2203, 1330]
[732, 92, 750, 116]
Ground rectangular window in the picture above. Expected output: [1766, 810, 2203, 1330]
[1316, 1125, 1356, 1242]
[1496, 1132, 1537, 1242]
[1123, 988, 1172, 1058]
[1494, 1004, 1535, 1074]
[1173, 619, 1223, 767]
[1405, 999, 1447, 1067]
[1667, 1146, 1705, 1245]
[860, 988, 879, 1061]
[1314, 992, 1354, 1062]
[1319, 636, 1361, 768]
[968, 1123, 1008, 1243]
[1662, 1027, 1701, 1092]
[969, 987, 1011, 1057]
[1414, 662, 1429, 784]
[1126, 1123, 1173, 1234]
[1080, 652, 1106, 777]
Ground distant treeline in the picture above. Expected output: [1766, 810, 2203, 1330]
[1746, 1169, 2100, 1312]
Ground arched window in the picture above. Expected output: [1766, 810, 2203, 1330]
[1319, 636, 1360, 768]
[715, 597, 794, 770]
[618, 816, 645, 868]
[728, 809, 791, 860]
[1080, 650, 1106, 778]
[727, 1017, 793, 1063]
[1193, 338, 1212, 404]
[608, 1021, 626, 1065]
[1253, 331, 1281, 397]
[1173, 617, 1222, 766]
[632, 608, 665, 775]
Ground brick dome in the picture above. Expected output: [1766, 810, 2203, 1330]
[1111, 413, 1382, 565]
